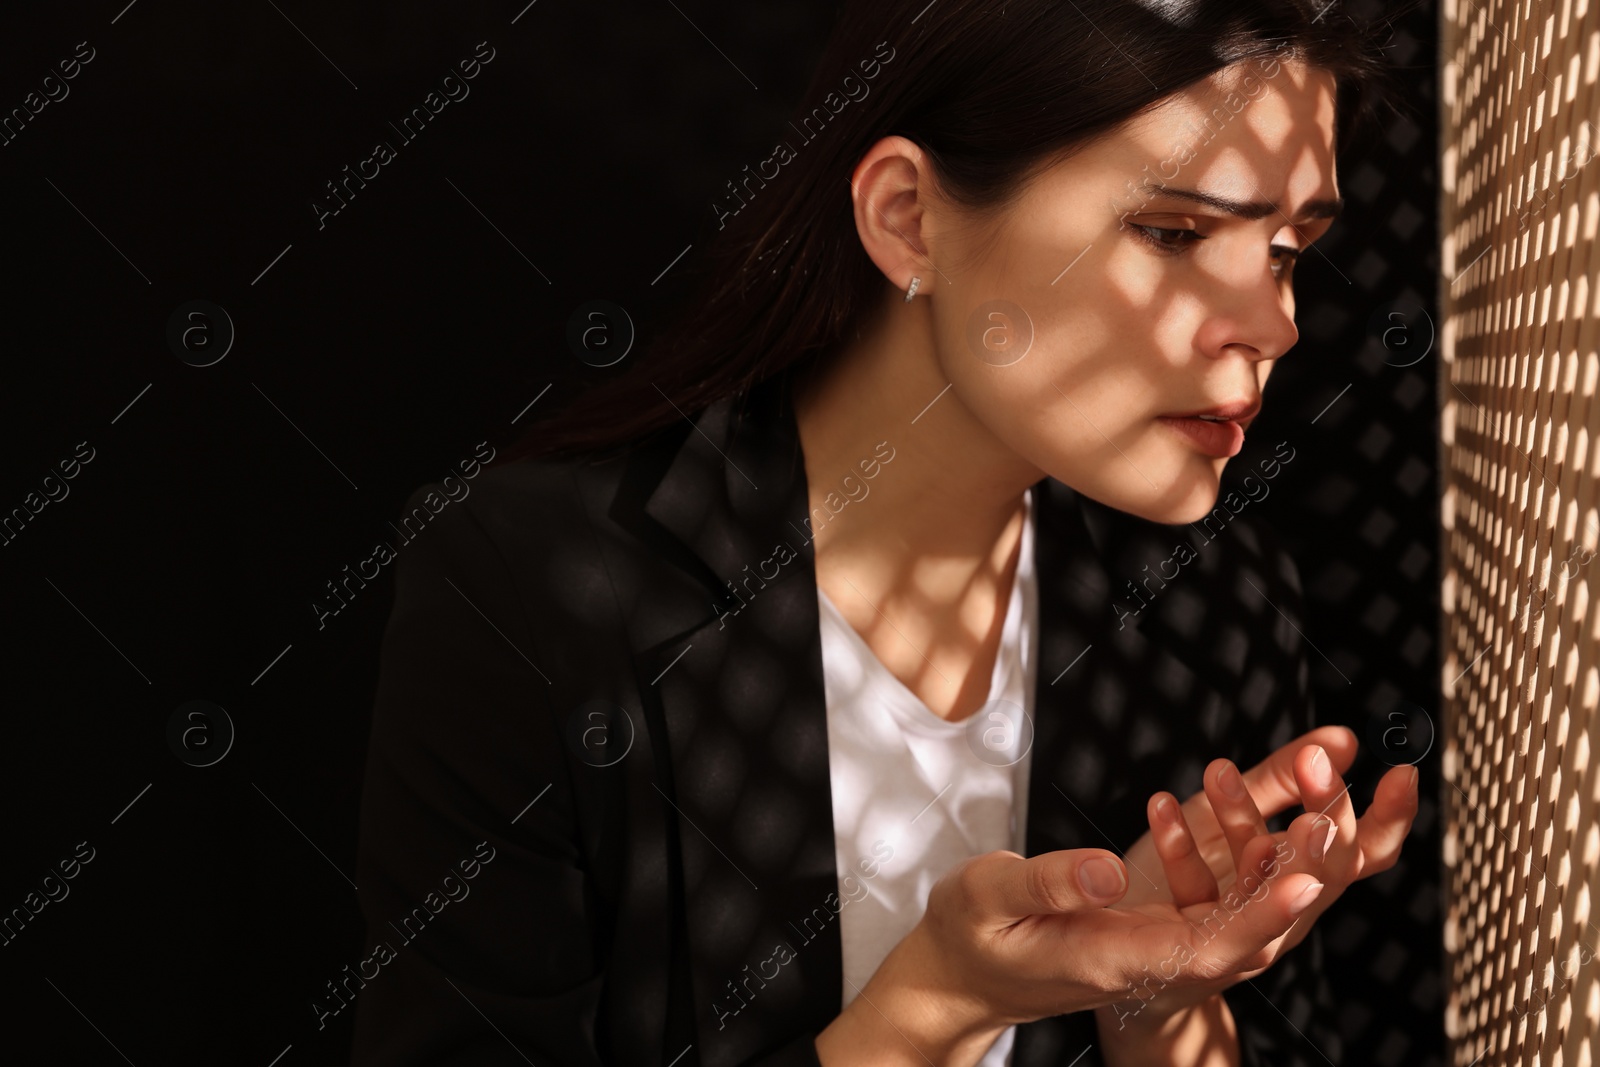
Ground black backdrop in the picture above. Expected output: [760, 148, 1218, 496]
[0, 1, 1439, 1063]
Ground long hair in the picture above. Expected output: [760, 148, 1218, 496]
[495, 0, 1408, 467]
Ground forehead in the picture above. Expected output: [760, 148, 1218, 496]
[1132, 57, 1344, 195]
[1100, 57, 1341, 204]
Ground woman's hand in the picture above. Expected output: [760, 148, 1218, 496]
[1097, 726, 1421, 1030]
[1092, 799, 1336, 1036]
[814, 728, 1421, 1067]
[1115, 726, 1417, 912]
[816, 842, 1328, 1067]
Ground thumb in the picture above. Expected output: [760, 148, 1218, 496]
[982, 848, 1129, 919]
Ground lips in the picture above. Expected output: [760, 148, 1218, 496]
[1157, 398, 1261, 459]
[1165, 398, 1262, 426]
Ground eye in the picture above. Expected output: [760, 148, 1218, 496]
[1270, 244, 1302, 280]
[1129, 223, 1206, 253]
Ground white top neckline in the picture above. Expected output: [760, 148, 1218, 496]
[816, 486, 1037, 1067]
[815, 489, 1031, 736]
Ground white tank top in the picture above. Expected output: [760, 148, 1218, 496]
[817, 487, 1037, 1067]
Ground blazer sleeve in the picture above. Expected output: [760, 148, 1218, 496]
[349, 482, 605, 1066]
[1224, 530, 1346, 1067]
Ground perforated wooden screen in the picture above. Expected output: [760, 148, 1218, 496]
[1441, 0, 1600, 1062]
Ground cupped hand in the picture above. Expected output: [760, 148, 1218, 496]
[837, 728, 1421, 1062]
[899, 838, 1329, 1035]
[1096, 726, 1421, 1027]
[1115, 726, 1418, 912]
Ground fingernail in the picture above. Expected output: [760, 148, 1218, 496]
[1309, 746, 1333, 790]
[1407, 765, 1420, 791]
[1218, 762, 1247, 799]
[1288, 881, 1325, 916]
[1155, 795, 1178, 822]
[1310, 816, 1334, 861]
[1079, 857, 1126, 898]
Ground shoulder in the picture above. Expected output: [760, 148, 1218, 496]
[378, 425, 705, 680]
[391, 432, 671, 583]
[369, 445, 654, 770]
[397, 449, 607, 553]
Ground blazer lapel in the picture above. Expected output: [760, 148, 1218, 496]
[608, 370, 843, 1067]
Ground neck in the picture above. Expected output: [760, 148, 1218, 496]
[793, 283, 1043, 590]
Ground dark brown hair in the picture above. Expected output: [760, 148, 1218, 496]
[495, 0, 1411, 467]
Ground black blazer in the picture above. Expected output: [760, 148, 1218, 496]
[349, 367, 1342, 1066]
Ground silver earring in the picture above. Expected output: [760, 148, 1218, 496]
[904, 276, 922, 302]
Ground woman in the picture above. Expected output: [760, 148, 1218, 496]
[350, 1, 1422, 1064]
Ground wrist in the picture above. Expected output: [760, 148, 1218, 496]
[1095, 993, 1239, 1067]
[890, 919, 1009, 1041]
[816, 920, 1008, 1066]
[1095, 995, 1195, 1041]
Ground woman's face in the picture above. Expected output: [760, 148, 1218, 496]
[915, 57, 1340, 523]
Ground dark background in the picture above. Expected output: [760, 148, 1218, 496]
[0, 0, 1438, 1062]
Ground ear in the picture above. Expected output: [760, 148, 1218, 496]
[848, 135, 939, 296]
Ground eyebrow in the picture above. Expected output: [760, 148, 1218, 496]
[1135, 181, 1344, 222]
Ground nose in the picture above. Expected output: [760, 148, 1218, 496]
[1192, 257, 1300, 363]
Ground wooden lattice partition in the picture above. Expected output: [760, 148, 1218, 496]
[1442, 0, 1600, 1062]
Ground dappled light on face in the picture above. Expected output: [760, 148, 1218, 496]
[966, 57, 1341, 526]
[1086, 69, 1335, 339]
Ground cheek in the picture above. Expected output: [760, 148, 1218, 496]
[940, 319, 1227, 523]
[935, 272, 1171, 448]
[934, 257, 1134, 391]
[950, 335, 1157, 500]
[929, 231, 1198, 454]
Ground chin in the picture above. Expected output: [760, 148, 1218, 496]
[1097, 465, 1223, 526]
[1159, 492, 1225, 525]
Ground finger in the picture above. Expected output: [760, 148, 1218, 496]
[1354, 764, 1421, 877]
[1295, 743, 1360, 875]
[1169, 833, 1324, 979]
[1148, 791, 1220, 907]
[976, 848, 1129, 919]
[1204, 758, 1270, 874]
[1278, 809, 1335, 882]
[1261, 811, 1340, 945]
[1234, 726, 1360, 819]
[1172, 726, 1359, 841]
